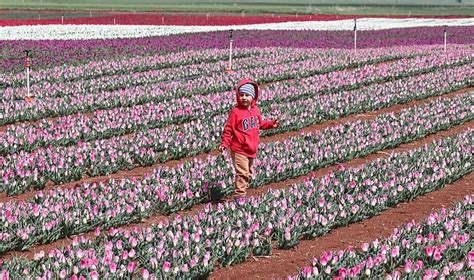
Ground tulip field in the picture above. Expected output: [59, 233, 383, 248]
[0, 12, 473, 279]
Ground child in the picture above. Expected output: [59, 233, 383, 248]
[219, 79, 279, 198]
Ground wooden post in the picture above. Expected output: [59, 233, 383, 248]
[444, 25, 447, 53]
[228, 30, 233, 71]
[353, 19, 357, 52]
[23, 50, 33, 102]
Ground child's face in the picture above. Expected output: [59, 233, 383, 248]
[240, 93, 253, 107]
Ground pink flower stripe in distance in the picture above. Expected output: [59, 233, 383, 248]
[2, 46, 347, 101]
[290, 195, 473, 279]
[1, 46, 465, 123]
[0, 94, 471, 254]
[1, 47, 471, 156]
[2, 48, 288, 90]
[3, 47, 263, 89]
[1, 13, 468, 27]
[0, 130, 471, 278]
[0, 70, 471, 198]
[2, 26, 473, 73]
[3, 44, 426, 102]
[0, 47, 421, 128]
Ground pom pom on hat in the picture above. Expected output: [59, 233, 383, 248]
[239, 83, 256, 98]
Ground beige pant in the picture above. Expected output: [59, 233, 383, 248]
[231, 151, 254, 197]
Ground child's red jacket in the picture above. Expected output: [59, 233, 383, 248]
[220, 79, 276, 158]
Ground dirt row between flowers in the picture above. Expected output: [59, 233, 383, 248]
[1, 86, 471, 204]
[209, 173, 474, 279]
[1, 90, 472, 262]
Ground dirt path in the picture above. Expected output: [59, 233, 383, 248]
[208, 172, 473, 279]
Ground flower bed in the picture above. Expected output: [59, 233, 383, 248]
[2, 47, 469, 154]
[0, 61, 470, 197]
[1, 128, 472, 278]
[0, 14, 362, 27]
[2, 47, 261, 89]
[0, 93, 471, 253]
[4, 13, 463, 27]
[291, 195, 473, 279]
[3, 45, 415, 101]
[0, 60, 471, 195]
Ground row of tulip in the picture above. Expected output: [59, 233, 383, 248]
[0, 68, 471, 196]
[3, 27, 473, 73]
[1, 129, 472, 278]
[0, 48, 419, 126]
[4, 47, 325, 92]
[3, 47, 262, 88]
[0, 52, 434, 154]
[291, 196, 473, 279]
[145, 47, 469, 105]
[0, 94, 471, 253]
[149, 66, 471, 164]
[3, 45, 417, 101]
[2, 50, 470, 156]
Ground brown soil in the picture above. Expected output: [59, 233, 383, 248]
[209, 172, 473, 279]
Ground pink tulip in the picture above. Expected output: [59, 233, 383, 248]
[424, 246, 434, 257]
[390, 246, 400, 258]
[110, 263, 117, 273]
[89, 271, 99, 280]
[404, 260, 412, 273]
[414, 260, 424, 271]
[142, 269, 150, 279]
[163, 261, 171, 273]
[433, 249, 442, 262]
[319, 255, 328, 266]
[301, 266, 312, 277]
[127, 261, 136, 273]
[338, 267, 347, 277]
[468, 251, 474, 268]
[361, 243, 369, 252]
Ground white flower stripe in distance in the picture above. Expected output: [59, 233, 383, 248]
[1, 18, 473, 40]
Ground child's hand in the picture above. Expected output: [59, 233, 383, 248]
[218, 146, 226, 153]
[273, 119, 280, 128]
